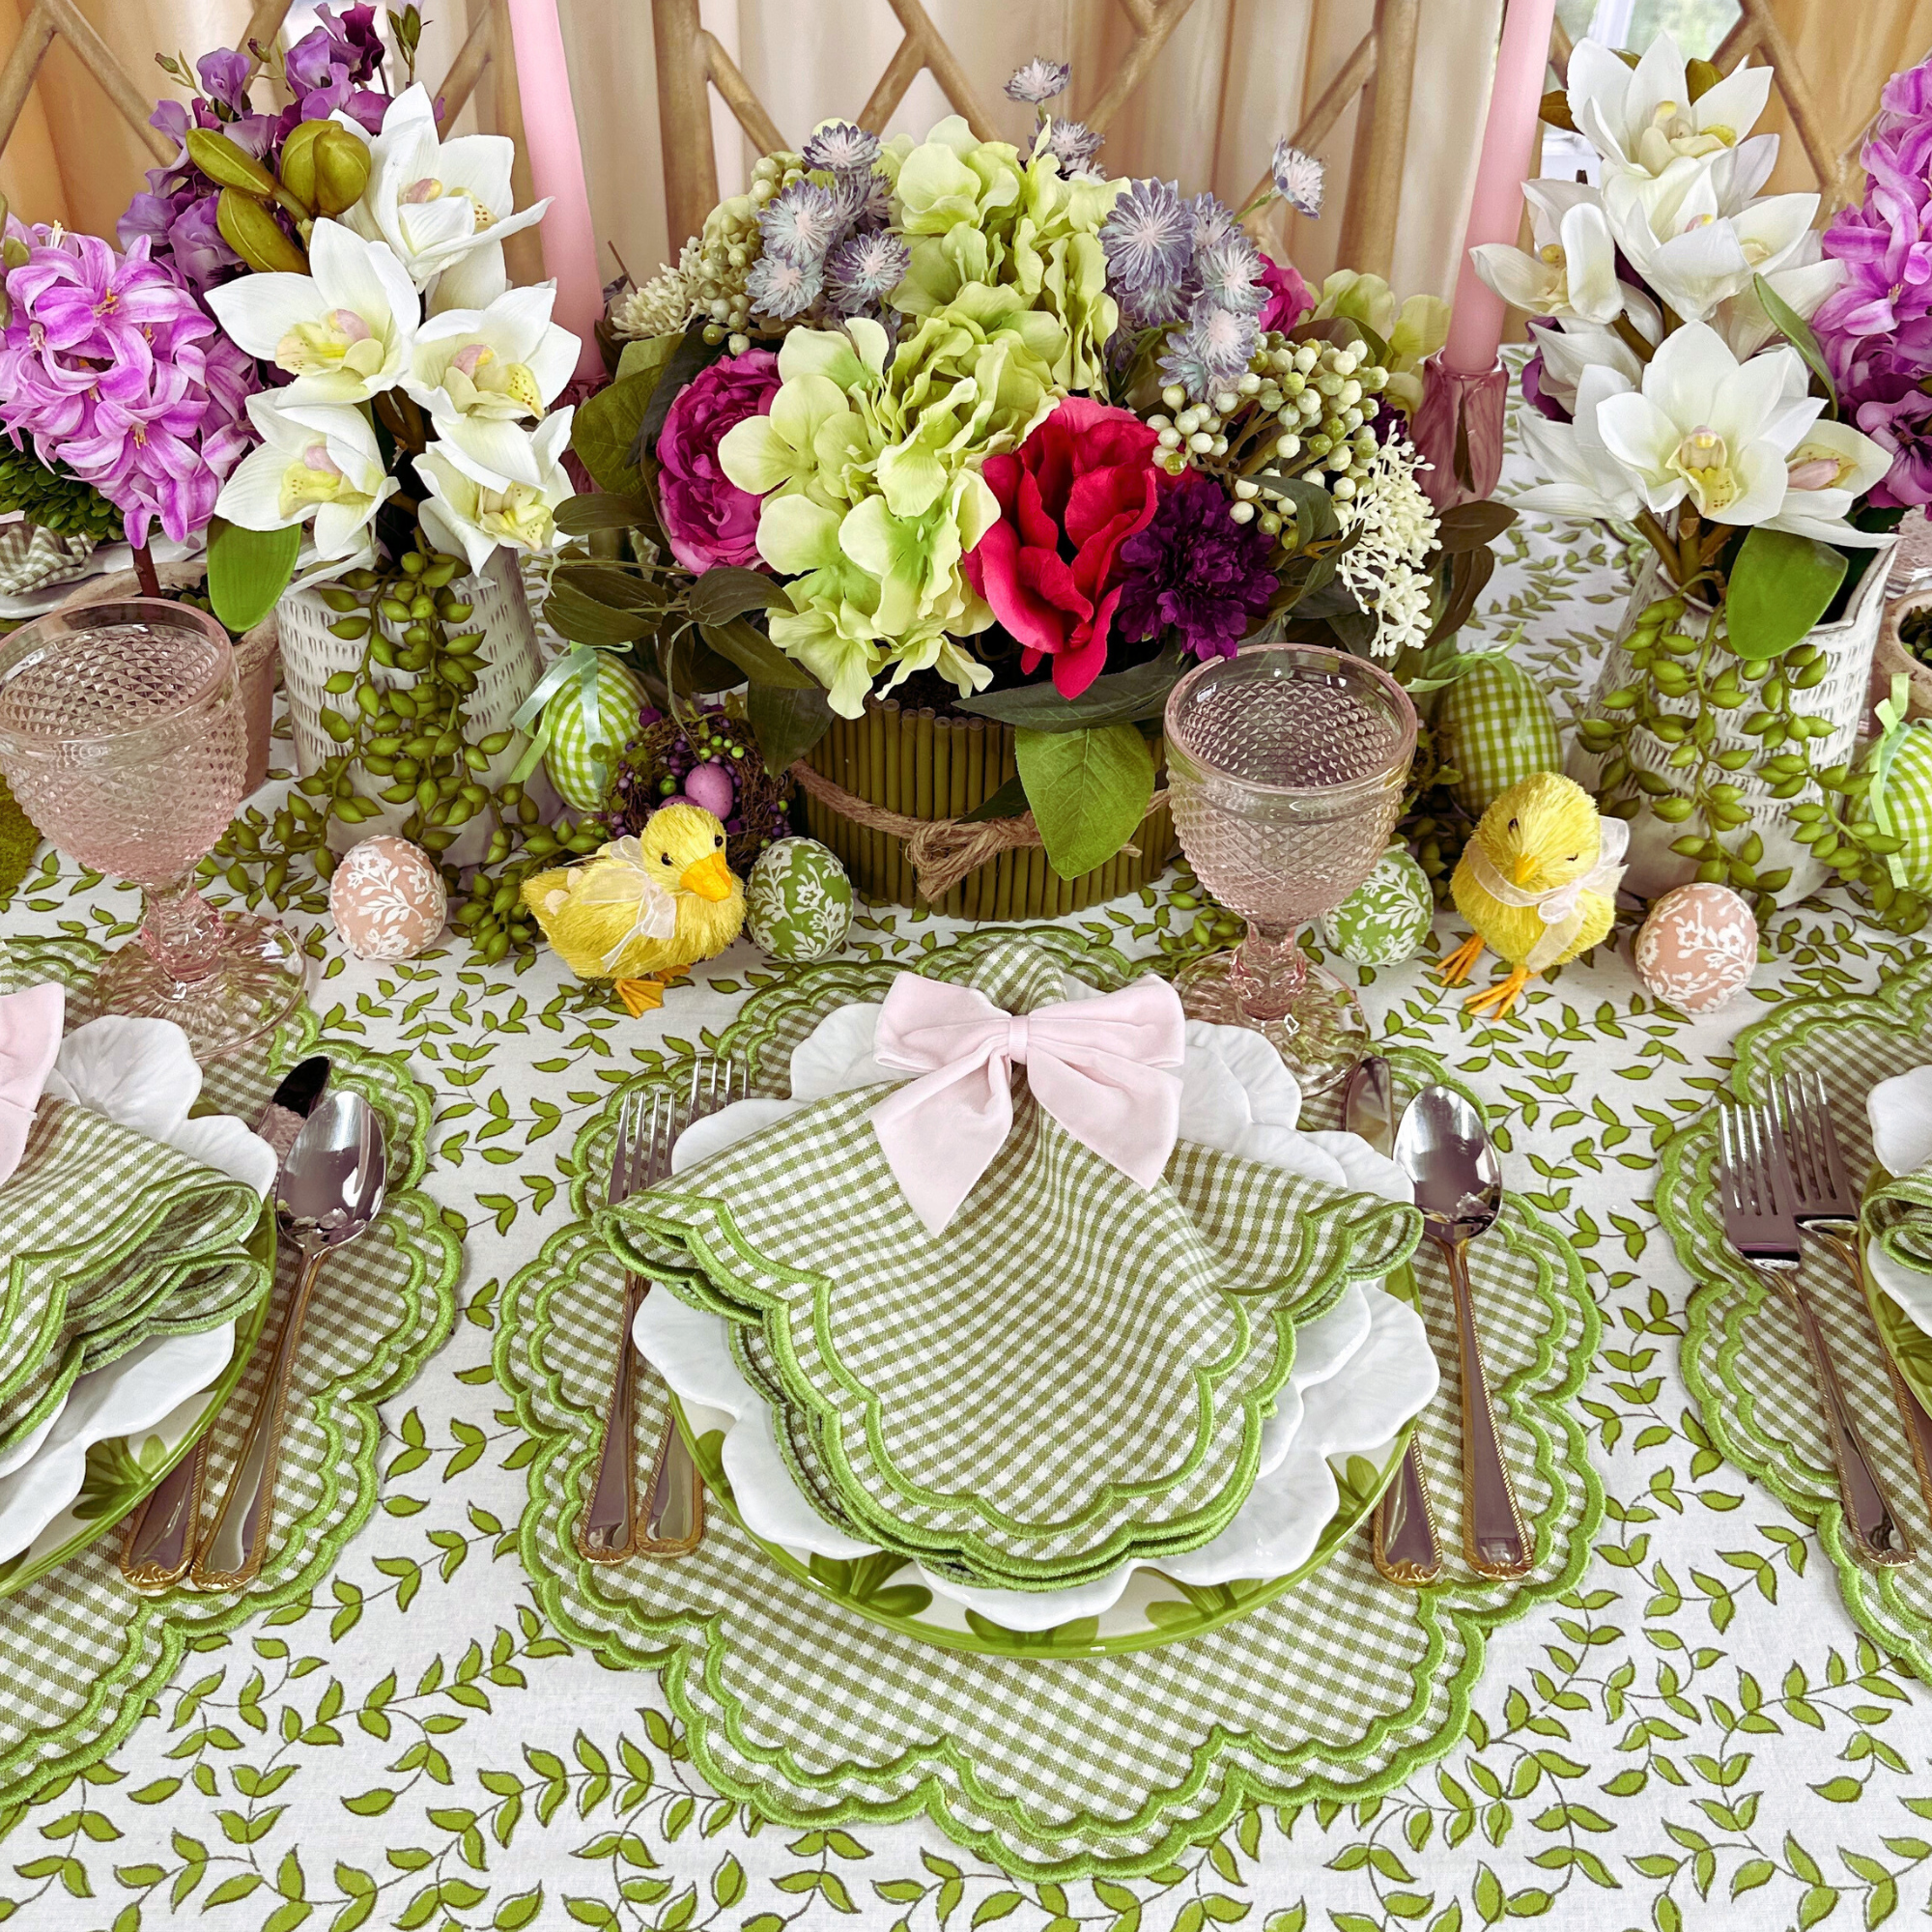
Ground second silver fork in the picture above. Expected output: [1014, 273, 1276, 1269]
[580, 1058, 746, 1561]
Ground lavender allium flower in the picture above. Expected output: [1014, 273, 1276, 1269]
[801, 121, 881, 173]
[825, 230, 910, 313]
[1005, 57, 1070, 105]
[1271, 140, 1325, 218]
[1195, 234, 1267, 313]
[1115, 472, 1277, 661]
[1101, 179, 1192, 294]
[1045, 118, 1104, 175]
[746, 251, 823, 320]
[759, 180, 840, 266]
[1159, 298, 1261, 399]
[1188, 194, 1239, 251]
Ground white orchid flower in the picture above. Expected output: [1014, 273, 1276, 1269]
[1511, 364, 1645, 523]
[417, 408, 576, 573]
[403, 284, 580, 478]
[1567, 32, 1774, 181]
[1526, 317, 1646, 415]
[205, 220, 418, 405]
[1766, 418, 1895, 547]
[1713, 238, 1845, 361]
[1593, 321, 1818, 527]
[1470, 182, 1623, 326]
[342, 83, 552, 313]
[1603, 159, 1818, 324]
[214, 394, 398, 578]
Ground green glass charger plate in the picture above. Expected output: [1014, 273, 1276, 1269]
[1662, 949, 1932, 1679]
[496, 925, 1604, 1881]
[0, 935, 460, 1808]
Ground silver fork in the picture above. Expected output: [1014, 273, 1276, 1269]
[579, 1057, 747, 1561]
[1717, 1099, 1912, 1566]
[1771, 1070, 1932, 1521]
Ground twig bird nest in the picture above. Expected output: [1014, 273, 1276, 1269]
[602, 706, 793, 877]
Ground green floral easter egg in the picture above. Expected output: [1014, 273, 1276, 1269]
[542, 656, 647, 810]
[1874, 722, 1932, 891]
[745, 837, 853, 962]
[1322, 843, 1435, 967]
[1435, 653, 1561, 816]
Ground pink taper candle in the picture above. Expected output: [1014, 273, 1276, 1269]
[505, 0, 603, 376]
[1440, 0, 1558, 374]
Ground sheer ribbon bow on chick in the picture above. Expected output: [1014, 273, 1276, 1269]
[522, 803, 745, 1014]
[1440, 772, 1625, 1019]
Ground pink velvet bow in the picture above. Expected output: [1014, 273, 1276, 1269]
[867, 974, 1186, 1236]
[0, 981, 63, 1187]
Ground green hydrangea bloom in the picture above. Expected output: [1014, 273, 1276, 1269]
[1311, 270, 1449, 415]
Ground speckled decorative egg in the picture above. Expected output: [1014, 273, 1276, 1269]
[1323, 844, 1435, 968]
[745, 838, 852, 962]
[684, 760, 735, 820]
[328, 836, 447, 962]
[1634, 883, 1757, 1013]
[541, 655, 648, 810]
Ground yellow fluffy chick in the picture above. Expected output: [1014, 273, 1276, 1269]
[1439, 771, 1620, 1020]
[523, 802, 745, 1014]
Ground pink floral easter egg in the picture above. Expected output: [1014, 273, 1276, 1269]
[328, 836, 447, 962]
[684, 760, 736, 819]
[1634, 883, 1757, 1015]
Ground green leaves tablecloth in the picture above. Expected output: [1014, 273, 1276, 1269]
[6, 407, 1932, 1926]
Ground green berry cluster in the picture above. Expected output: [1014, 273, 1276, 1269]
[0, 445, 122, 543]
[1577, 590, 1922, 932]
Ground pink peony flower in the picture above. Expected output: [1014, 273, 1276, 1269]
[0, 230, 255, 549]
[1256, 252, 1313, 334]
[655, 350, 781, 574]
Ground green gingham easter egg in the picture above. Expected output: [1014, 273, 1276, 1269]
[1874, 721, 1932, 891]
[541, 656, 647, 810]
[1322, 843, 1435, 967]
[1435, 653, 1561, 816]
[745, 837, 853, 962]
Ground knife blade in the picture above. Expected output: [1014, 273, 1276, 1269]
[121, 1055, 332, 1592]
[1345, 1055, 1444, 1587]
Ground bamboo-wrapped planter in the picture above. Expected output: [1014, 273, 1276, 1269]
[801, 696, 1176, 918]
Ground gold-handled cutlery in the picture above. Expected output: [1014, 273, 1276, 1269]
[1392, 1084, 1533, 1580]
[579, 1058, 745, 1562]
[1345, 1057, 1443, 1586]
[1717, 1097, 1913, 1567]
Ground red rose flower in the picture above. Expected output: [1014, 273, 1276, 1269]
[963, 396, 1167, 698]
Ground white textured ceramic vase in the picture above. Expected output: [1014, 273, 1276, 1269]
[1567, 539, 1897, 907]
[278, 548, 558, 867]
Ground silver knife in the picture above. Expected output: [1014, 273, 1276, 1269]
[1344, 1055, 1444, 1587]
[120, 1056, 331, 1591]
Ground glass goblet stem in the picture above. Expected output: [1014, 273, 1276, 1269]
[138, 874, 227, 985]
[1230, 923, 1308, 1023]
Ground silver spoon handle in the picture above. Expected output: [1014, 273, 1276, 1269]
[191, 1240, 329, 1590]
[120, 1434, 211, 1591]
[1445, 1237, 1533, 1579]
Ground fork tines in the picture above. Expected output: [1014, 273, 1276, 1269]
[1768, 1069, 1857, 1222]
[607, 1058, 750, 1209]
[1716, 1099, 1802, 1267]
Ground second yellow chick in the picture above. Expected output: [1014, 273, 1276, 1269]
[1440, 771, 1620, 1019]
[523, 802, 746, 1013]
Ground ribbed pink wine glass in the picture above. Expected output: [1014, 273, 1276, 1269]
[1164, 642, 1417, 1096]
[0, 599, 303, 1057]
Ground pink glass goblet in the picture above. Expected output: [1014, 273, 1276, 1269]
[1164, 642, 1417, 1096]
[0, 599, 303, 1057]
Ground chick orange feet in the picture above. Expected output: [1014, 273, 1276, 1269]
[614, 966, 693, 1017]
[1437, 933, 1486, 987]
[1463, 967, 1531, 1020]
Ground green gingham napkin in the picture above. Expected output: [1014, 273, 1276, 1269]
[0, 1096, 270, 1461]
[1860, 1066, 1932, 1274]
[606, 947, 1420, 1592]
[1864, 1165, 1932, 1275]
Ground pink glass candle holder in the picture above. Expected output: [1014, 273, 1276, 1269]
[0, 598, 303, 1057]
[1164, 643, 1417, 1095]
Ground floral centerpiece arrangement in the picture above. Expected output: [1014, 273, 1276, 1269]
[1502, 34, 1916, 926]
[554, 60, 1506, 893]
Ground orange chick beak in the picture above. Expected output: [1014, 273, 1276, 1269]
[680, 850, 734, 901]
[1512, 854, 1539, 887]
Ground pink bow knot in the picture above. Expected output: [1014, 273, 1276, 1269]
[867, 974, 1186, 1236]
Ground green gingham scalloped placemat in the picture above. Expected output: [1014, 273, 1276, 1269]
[0, 937, 461, 1807]
[607, 937, 1419, 1592]
[1664, 951, 1932, 1681]
[497, 930, 1603, 1880]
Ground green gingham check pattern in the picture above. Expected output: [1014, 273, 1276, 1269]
[1664, 952, 1932, 1681]
[0, 525, 93, 597]
[606, 942, 1418, 1590]
[1873, 722, 1932, 890]
[501, 1057, 1600, 1881]
[0, 943, 459, 1811]
[1863, 1164, 1932, 1275]
[0, 1098, 269, 1462]
[1436, 652, 1563, 815]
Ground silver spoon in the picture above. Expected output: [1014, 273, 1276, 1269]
[1392, 1084, 1532, 1580]
[190, 1090, 386, 1589]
